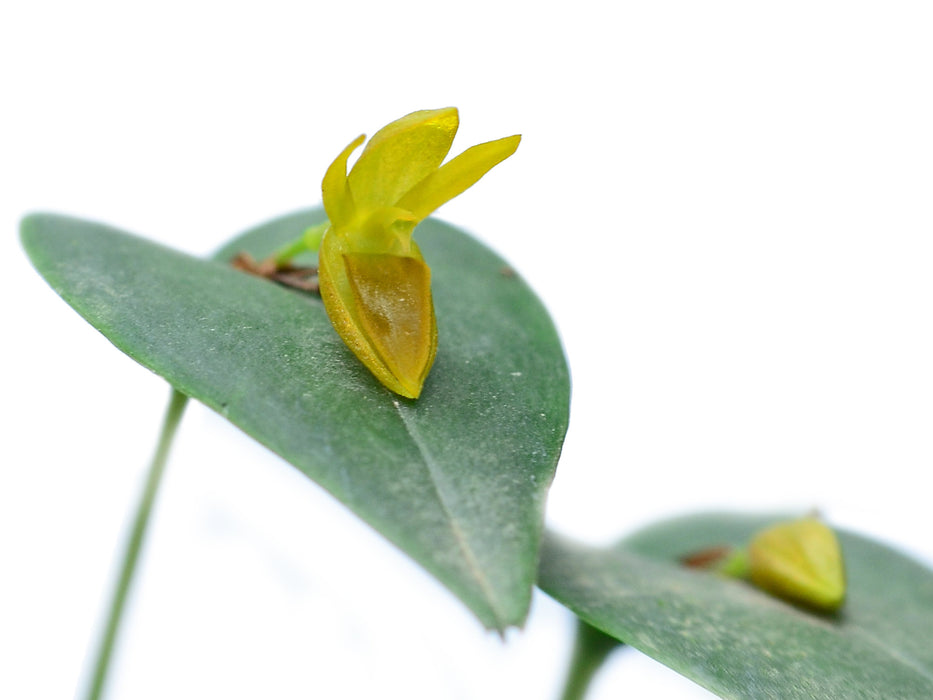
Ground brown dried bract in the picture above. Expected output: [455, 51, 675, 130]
[231, 252, 320, 293]
[680, 545, 732, 569]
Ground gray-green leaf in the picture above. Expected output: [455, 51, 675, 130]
[21, 209, 570, 631]
[539, 513, 933, 698]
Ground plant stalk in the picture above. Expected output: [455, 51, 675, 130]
[558, 620, 623, 700]
[272, 221, 328, 265]
[82, 389, 189, 700]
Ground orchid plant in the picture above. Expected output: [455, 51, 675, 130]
[21, 108, 933, 700]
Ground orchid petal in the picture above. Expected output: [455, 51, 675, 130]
[396, 135, 521, 221]
[322, 134, 365, 229]
[348, 108, 459, 210]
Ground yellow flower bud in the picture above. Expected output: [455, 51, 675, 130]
[747, 517, 846, 613]
[318, 108, 520, 398]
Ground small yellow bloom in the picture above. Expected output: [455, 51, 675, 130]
[318, 108, 520, 398]
[747, 517, 846, 613]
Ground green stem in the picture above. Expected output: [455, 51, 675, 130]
[82, 389, 189, 700]
[272, 222, 328, 265]
[558, 620, 623, 700]
[716, 546, 750, 579]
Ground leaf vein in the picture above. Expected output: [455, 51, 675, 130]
[392, 399, 508, 630]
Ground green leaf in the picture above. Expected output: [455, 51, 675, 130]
[539, 514, 933, 698]
[21, 209, 570, 631]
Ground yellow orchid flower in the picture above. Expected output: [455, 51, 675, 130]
[684, 516, 847, 613]
[747, 517, 846, 613]
[318, 108, 520, 398]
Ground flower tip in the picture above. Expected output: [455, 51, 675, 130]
[501, 133, 521, 155]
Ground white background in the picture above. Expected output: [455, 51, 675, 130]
[3, 2, 932, 699]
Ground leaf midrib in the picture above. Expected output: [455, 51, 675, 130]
[847, 623, 933, 686]
[391, 398, 508, 630]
